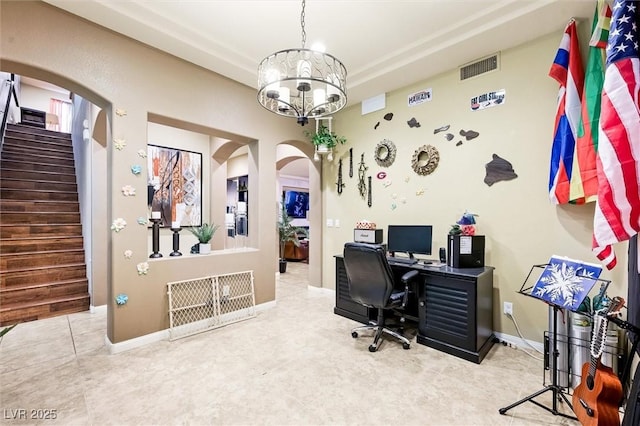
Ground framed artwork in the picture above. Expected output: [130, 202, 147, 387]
[147, 144, 202, 227]
[283, 190, 309, 219]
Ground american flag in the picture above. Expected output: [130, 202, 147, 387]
[592, 0, 640, 270]
[548, 20, 584, 205]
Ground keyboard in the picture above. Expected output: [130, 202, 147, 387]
[387, 256, 417, 265]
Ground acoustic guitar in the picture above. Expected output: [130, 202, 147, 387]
[572, 296, 625, 426]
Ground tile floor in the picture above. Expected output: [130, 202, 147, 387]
[0, 262, 583, 425]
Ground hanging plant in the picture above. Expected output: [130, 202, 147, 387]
[305, 125, 346, 149]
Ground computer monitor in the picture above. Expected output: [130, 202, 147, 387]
[387, 225, 433, 258]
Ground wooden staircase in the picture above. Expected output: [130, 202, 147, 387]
[0, 123, 90, 325]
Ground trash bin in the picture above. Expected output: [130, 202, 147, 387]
[569, 311, 591, 389]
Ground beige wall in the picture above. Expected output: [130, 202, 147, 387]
[2, 1, 629, 345]
[1, 1, 322, 343]
[323, 32, 628, 343]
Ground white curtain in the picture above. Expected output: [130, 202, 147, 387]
[48, 98, 72, 132]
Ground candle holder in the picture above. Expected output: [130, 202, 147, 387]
[170, 225, 182, 256]
[149, 218, 163, 258]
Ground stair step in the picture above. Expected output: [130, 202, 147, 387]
[2, 136, 74, 153]
[0, 249, 86, 271]
[0, 236, 84, 253]
[0, 188, 79, 202]
[0, 294, 90, 326]
[0, 212, 80, 224]
[0, 224, 82, 238]
[0, 279, 89, 306]
[0, 178, 77, 192]
[0, 200, 79, 213]
[0, 158, 75, 174]
[6, 124, 71, 140]
[0, 168, 77, 183]
[0, 150, 75, 166]
[2, 143, 74, 159]
[1, 264, 87, 287]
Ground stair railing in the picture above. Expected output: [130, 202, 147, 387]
[0, 74, 20, 152]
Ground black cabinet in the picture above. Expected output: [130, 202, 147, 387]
[416, 266, 494, 363]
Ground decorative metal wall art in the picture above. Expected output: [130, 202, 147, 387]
[336, 158, 345, 194]
[411, 145, 440, 176]
[460, 129, 480, 140]
[349, 148, 353, 178]
[384, 113, 394, 121]
[374, 139, 396, 167]
[484, 154, 518, 186]
[407, 117, 421, 128]
[357, 153, 368, 199]
[367, 176, 372, 207]
[433, 124, 450, 134]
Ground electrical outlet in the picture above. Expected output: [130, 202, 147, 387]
[503, 301, 513, 316]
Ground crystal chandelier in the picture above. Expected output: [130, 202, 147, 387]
[257, 0, 347, 126]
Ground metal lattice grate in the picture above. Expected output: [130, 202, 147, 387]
[459, 54, 499, 80]
[167, 271, 255, 340]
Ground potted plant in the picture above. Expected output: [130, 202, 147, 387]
[306, 124, 346, 152]
[188, 222, 220, 254]
[277, 203, 308, 273]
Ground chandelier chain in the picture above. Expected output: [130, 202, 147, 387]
[300, 0, 306, 48]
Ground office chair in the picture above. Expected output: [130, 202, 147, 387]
[343, 242, 420, 352]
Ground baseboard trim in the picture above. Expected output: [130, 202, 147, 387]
[90, 304, 107, 314]
[105, 299, 277, 354]
[494, 331, 544, 353]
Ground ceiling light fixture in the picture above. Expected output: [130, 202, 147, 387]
[257, 0, 347, 126]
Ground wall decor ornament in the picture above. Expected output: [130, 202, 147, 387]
[374, 139, 397, 167]
[357, 153, 368, 199]
[384, 113, 394, 121]
[374, 122, 380, 130]
[137, 262, 149, 275]
[115, 108, 127, 117]
[121, 185, 136, 196]
[111, 218, 127, 232]
[367, 176, 372, 207]
[460, 129, 480, 141]
[404, 176, 410, 183]
[383, 180, 392, 187]
[131, 165, 142, 175]
[137, 217, 148, 225]
[336, 158, 345, 194]
[416, 189, 425, 196]
[445, 133, 454, 141]
[137, 149, 147, 158]
[349, 148, 353, 178]
[484, 153, 518, 186]
[407, 117, 421, 128]
[115, 293, 128, 305]
[376, 171, 387, 180]
[411, 145, 440, 176]
[114, 138, 126, 150]
[124, 250, 133, 259]
[434, 124, 450, 134]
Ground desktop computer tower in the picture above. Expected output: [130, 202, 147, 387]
[447, 235, 485, 268]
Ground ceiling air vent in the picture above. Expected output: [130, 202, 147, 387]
[460, 54, 499, 81]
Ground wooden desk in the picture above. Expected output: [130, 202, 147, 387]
[334, 255, 494, 363]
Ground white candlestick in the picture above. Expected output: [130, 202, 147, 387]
[172, 221, 180, 229]
[151, 211, 161, 219]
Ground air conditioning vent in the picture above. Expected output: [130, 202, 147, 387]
[460, 54, 499, 80]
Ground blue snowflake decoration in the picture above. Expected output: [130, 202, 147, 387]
[131, 165, 142, 175]
[531, 256, 602, 311]
[137, 216, 148, 225]
[115, 293, 129, 305]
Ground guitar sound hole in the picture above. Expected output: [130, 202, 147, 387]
[587, 376, 595, 390]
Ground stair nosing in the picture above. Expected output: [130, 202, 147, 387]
[1, 262, 87, 274]
[0, 294, 90, 312]
[0, 278, 89, 293]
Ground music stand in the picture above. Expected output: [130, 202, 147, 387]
[498, 262, 609, 420]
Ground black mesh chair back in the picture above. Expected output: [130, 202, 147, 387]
[343, 242, 395, 308]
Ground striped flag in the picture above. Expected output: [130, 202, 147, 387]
[592, 0, 640, 270]
[548, 19, 585, 205]
[574, 0, 612, 204]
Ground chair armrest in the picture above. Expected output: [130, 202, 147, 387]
[400, 270, 419, 307]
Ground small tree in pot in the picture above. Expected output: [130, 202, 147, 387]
[278, 203, 308, 273]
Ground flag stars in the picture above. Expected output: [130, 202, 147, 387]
[618, 14, 631, 24]
[627, 3, 636, 13]
[614, 42, 629, 53]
